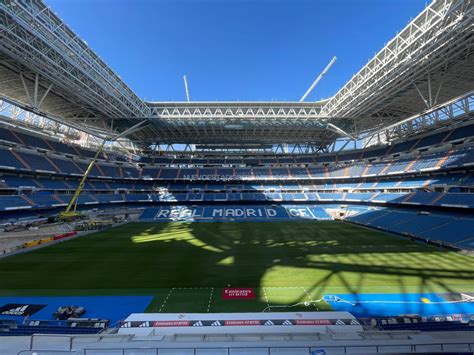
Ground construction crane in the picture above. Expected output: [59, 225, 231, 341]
[59, 120, 149, 221]
[300, 56, 337, 102]
[183, 75, 190, 102]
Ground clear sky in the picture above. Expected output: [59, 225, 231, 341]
[45, 0, 426, 102]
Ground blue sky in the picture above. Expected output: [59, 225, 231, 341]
[46, 0, 426, 102]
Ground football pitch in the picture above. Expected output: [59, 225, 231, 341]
[0, 220, 473, 314]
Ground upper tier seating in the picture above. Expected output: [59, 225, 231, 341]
[1, 122, 473, 167]
[1, 172, 473, 194]
[0, 127, 22, 144]
[0, 150, 25, 169]
[15, 151, 57, 172]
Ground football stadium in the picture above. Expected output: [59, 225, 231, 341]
[0, 0, 473, 353]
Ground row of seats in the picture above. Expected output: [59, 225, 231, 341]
[0, 324, 99, 336]
[141, 123, 472, 164]
[346, 208, 474, 250]
[1, 146, 472, 180]
[0, 126, 118, 161]
[1, 191, 472, 211]
[145, 148, 472, 177]
[2, 123, 473, 165]
[0, 149, 136, 177]
[1, 173, 472, 191]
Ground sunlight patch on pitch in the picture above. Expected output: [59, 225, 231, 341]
[131, 231, 223, 253]
[217, 256, 234, 266]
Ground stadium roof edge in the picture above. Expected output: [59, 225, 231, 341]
[0, 0, 473, 147]
[321, 0, 474, 120]
[146, 100, 329, 105]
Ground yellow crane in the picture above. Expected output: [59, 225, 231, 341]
[59, 120, 149, 221]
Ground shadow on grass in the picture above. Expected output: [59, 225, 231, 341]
[0, 219, 473, 314]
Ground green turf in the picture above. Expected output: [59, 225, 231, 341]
[0, 221, 473, 313]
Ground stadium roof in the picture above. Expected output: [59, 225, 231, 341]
[0, 0, 473, 149]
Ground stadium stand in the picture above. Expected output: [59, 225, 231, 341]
[0, 120, 473, 252]
[0, 0, 474, 351]
[346, 207, 474, 250]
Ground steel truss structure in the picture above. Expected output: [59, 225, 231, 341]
[0, 0, 149, 121]
[141, 101, 357, 146]
[362, 91, 474, 147]
[156, 143, 343, 155]
[0, 99, 141, 152]
[0, 98, 80, 139]
[328, 91, 474, 153]
[321, 0, 474, 126]
[0, 0, 473, 150]
[3, 91, 471, 154]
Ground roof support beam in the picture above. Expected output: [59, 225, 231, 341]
[105, 119, 150, 141]
[19, 73, 33, 107]
[413, 82, 431, 109]
[33, 73, 39, 109]
[326, 122, 355, 139]
[36, 83, 53, 110]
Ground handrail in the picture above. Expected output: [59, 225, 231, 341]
[75, 342, 474, 354]
[16, 333, 474, 355]
[18, 351, 75, 355]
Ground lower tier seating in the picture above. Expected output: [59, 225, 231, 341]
[346, 207, 474, 251]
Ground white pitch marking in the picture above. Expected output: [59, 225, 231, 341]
[206, 288, 214, 313]
[301, 287, 318, 310]
[262, 287, 270, 309]
[159, 288, 175, 312]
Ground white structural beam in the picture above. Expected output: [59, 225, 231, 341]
[362, 91, 473, 146]
[183, 75, 190, 102]
[0, 0, 150, 120]
[300, 56, 337, 102]
[1, 0, 473, 148]
[0, 98, 107, 139]
[149, 102, 326, 121]
[321, 0, 473, 121]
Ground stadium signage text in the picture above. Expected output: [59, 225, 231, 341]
[122, 318, 361, 328]
[183, 175, 291, 181]
[224, 319, 260, 326]
[295, 319, 332, 325]
[153, 321, 190, 327]
[0, 303, 46, 316]
[147, 205, 331, 221]
[222, 288, 255, 299]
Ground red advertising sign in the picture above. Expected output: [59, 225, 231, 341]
[224, 320, 261, 326]
[153, 321, 190, 327]
[222, 288, 255, 299]
[295, 319, 332, 325]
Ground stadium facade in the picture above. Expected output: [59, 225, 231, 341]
[0, 0, 474, 353]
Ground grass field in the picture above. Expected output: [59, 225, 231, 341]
[0, 220, 473, 313]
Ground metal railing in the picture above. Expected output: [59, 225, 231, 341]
[17, 341, 474, 355]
